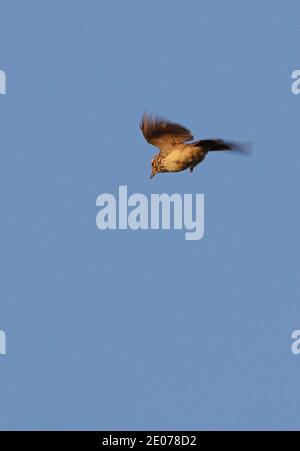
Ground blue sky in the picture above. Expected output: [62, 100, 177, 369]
[0, 0, 299, 430]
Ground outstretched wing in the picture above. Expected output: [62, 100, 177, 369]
[140, 113, 193, 154]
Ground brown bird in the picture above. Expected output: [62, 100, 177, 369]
[140, 113, 247, 178]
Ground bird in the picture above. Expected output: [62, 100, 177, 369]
[140, 113, 248, 178]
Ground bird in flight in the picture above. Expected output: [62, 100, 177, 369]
[140, 113, 248, 178]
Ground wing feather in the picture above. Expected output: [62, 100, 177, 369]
[140, 113, 193, 153]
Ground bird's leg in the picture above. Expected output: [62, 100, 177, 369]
[190, 166, 194, 173]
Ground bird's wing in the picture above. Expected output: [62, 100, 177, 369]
[140, 113, 193, 154]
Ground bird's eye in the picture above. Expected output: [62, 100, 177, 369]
[151, 161, 154, 166]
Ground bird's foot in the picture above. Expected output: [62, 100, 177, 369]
[190, 167, 194, 173]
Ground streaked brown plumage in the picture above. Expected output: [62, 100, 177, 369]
[140, 113, 247, 178]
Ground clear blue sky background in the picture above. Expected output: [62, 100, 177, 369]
[0, 0, 299, 431]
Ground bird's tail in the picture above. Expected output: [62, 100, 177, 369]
[193, 139, 250, 154]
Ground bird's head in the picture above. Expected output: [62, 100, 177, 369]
[150, 157, 160, 179]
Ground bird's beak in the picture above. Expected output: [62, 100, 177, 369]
[150, 168, 156, 179]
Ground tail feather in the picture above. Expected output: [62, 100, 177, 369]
[193, 139, 250, 154]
